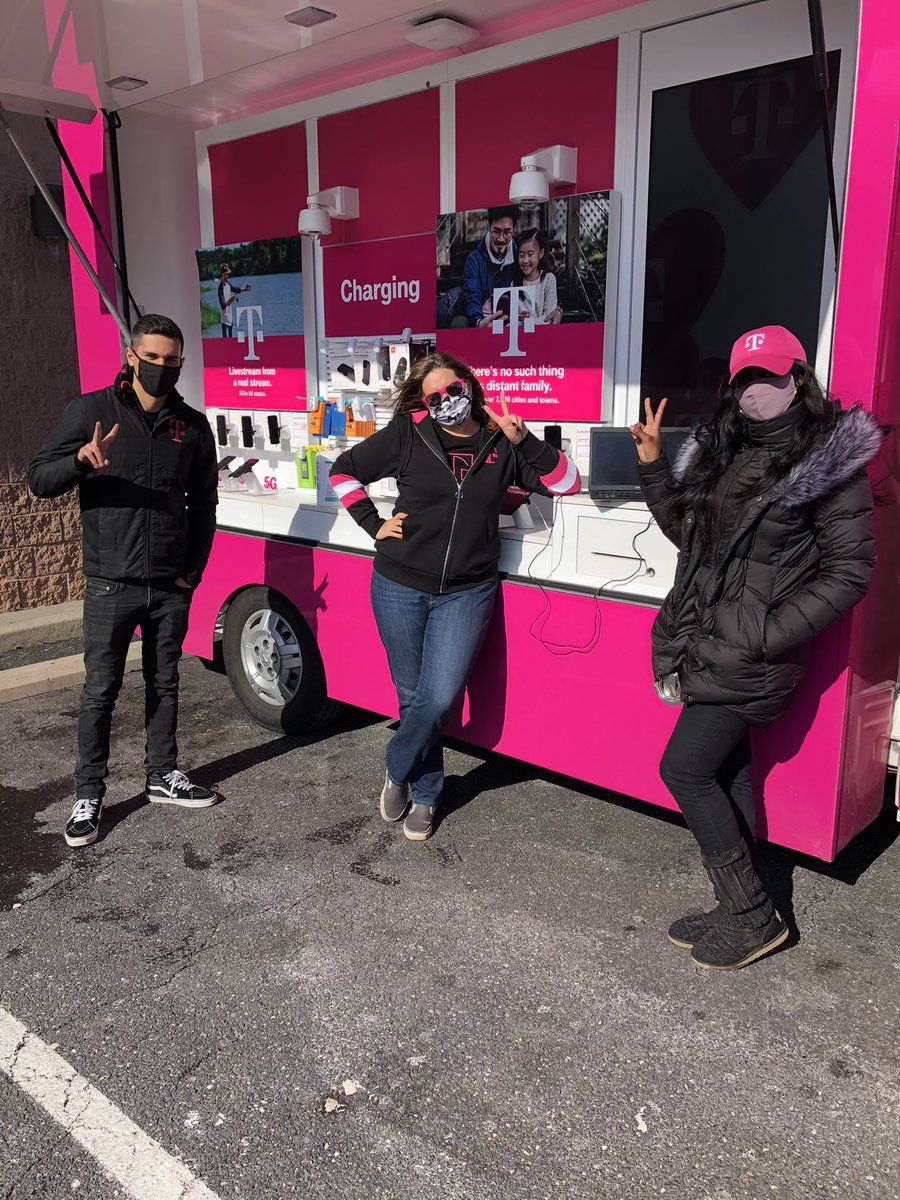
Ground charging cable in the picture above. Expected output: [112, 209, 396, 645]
[526, 501, 657, 655]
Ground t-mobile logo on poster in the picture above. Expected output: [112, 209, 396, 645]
[492, 284, 540, 358]
[237, 306, 265, 362]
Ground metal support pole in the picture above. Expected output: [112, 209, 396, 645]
[45, 113, 141, 323]
[0, 107, 130, 342]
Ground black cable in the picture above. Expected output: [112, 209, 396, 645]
[526, 497, 657, 655]
[806, 0, 841, 261]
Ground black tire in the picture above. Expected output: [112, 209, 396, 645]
[221, 586, 342, 734]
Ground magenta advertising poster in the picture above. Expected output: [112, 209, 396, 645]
[435, 193, 611, 422]
[195, 237, 306, 411]
[322, 235, 436, 338]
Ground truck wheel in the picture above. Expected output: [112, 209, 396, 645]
[221, 586, 342, 733]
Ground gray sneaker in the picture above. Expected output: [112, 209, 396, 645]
[403, 803, 434, 841]
[379, 771, 409, 822]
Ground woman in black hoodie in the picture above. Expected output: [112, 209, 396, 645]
[330, 352, 580, 841]
[631, 325, 883, 971]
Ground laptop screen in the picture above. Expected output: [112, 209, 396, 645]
[589, 429, 641, 493]
[589, 427, 694, 497]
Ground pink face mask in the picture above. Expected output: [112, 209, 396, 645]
[735, 371, 797, 421]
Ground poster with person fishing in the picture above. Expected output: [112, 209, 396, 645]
[435, 192, 612, 422]
[195, 236, 306, 411]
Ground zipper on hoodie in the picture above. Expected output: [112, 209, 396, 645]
[440, 490, 463, 594]
[413, 422, 501, 594]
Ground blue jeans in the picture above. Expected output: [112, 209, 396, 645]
[370, 571, 498, 809]
[221, 322, 233, 337]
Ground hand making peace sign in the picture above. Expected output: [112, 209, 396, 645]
[484, 393, 527, 446]
[77, 421, 120, 471]
[629, 397, 668, 463]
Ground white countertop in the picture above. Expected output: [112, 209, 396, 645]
[214, 485, 677, 604]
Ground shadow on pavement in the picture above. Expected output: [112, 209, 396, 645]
[98, 705, 384, 841]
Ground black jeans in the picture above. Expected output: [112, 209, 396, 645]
[659, 703, 755, 862]
[76, 578, 192, 799]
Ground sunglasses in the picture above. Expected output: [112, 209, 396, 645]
[424, 379, 469, 406]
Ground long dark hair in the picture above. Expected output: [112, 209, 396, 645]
[673, 362, 843, 540]
[393, 351, 489, 424]
[514, 227, 548, 285]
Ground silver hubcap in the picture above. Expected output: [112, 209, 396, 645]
[239, 608, 303, 707]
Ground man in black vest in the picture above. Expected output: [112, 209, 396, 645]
[29, 314, 219, 846]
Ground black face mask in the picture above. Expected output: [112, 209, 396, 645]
[133, 356, 181, 398]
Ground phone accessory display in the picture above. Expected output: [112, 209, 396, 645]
[345, 397, 376, 439]
[315, 449, 341, 505]
[309, 399, 326, 437]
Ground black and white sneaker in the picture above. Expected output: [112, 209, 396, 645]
[146, 770, 218, 808]
[65, 796, 103, 847]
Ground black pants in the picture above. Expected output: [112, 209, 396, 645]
[659, 703, 755, 862]
[76, 578, 192, 799]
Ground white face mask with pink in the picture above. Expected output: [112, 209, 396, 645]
[735, 371, 797, 421]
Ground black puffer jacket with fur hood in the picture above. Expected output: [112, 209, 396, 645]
[638, 403, 882, 725]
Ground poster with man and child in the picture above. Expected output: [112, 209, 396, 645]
[436, 192, 612, 422]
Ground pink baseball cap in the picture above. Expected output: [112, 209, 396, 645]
[729, 325, 806, 382]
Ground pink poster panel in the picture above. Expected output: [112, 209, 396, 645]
[455, 42, 618, 210]
[435, 193, 610, 422]
[440, 327, 603, 422]
[208, 124, 308, 244]
[200, 338, 306, 412]
[195, 237, 306, 411]
[323, 236, 436, 337]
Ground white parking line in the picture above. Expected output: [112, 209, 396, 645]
[0, 1007, 220, 1200]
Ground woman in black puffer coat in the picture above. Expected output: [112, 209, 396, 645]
[631, 325, 883, 972]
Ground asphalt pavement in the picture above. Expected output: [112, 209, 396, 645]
[1, 658, 898, 1200]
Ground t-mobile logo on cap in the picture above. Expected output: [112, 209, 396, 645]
[237, 305, 265, 362]
[745, 333, 766, 352]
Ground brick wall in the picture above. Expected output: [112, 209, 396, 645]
[0, 112, 83, 612]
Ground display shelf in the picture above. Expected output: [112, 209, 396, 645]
[214, 488, 676, 603]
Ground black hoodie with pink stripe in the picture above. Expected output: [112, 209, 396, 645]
[330, 411, 581, 594]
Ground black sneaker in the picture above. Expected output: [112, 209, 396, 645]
[146, 770, 218, 808]
[403, 803, 434, 842]
[667, 907, 721, 949]
[379, 770, 409, 822]
[689, 848, 789, 970]
[65, 796, 103, 847]
[690, 913, 789, 970]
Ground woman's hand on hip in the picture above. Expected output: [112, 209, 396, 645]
[376, 512, 407, 540]
[484, 393, 527, 445]
[630, 397, 668, 463]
